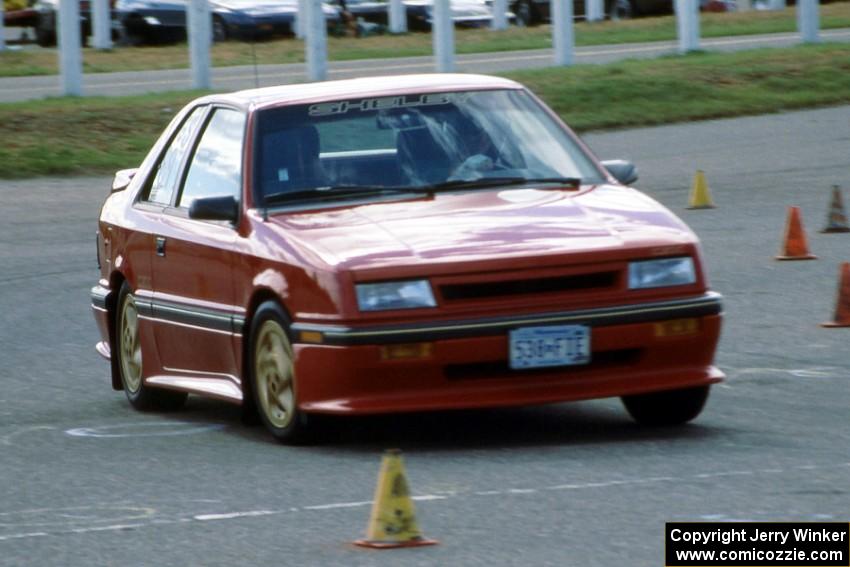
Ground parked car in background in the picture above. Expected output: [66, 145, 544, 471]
[512, 0, 742, 26]
[511, 0, 660, 24]
[337, 0, 509, 30]
[115, 0, 340, 44]
[3, 0, 39, 30]
[91, 73, 724, 443]
[29, 0, 118, 46]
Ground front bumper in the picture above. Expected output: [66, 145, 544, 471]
[292, 293, 724, 414]
[292, 292, 723, 345]
[91, 284, 112, 361]
[227, 16, 296, 38]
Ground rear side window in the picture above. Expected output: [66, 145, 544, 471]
[178, 108, 246, 209]
[146, 107, 205, 205]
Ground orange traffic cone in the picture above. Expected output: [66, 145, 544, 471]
[822, 263, 850, 327]
[354, 450, 438, 549]
[776, 206, 817, 261]
[821, 185, 850, 233]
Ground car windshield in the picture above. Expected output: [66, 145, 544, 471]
[253, 88, 606, 206]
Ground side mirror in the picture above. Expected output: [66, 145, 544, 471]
[601, 160, 638, 186]
[188, 195, 239, 223]
[111, 168, 138, 192]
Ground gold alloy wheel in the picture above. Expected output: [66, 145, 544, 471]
[119, 293, 143, 394]
[255, 320, 296, 429]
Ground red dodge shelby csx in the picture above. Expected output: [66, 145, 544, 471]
[91, 74, 723, 443]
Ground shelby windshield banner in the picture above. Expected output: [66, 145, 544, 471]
[666, 522, 850, 567]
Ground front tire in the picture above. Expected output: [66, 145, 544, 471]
[249, 301, 311, 444]
[622, 385, 710, 426]
[116, 282, 187, 411]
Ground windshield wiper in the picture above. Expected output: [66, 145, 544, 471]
[423, 177, 582, 192]
[263, 184, 420, 205]
[262, 177, 583, 205]
[520, 177, 583, 186]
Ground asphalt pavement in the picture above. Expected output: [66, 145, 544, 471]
[2, 28, 850, 102]
[1, 105, 850, 566]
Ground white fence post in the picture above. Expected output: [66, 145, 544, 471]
[187, 0, 211, 89]
[552, 0, 574, 66]
[586, 0, 603, 22]
[674, 0, 699, 53]
[491, 0, 507, 30]
[389, 0, 407, 33]
[91, 0, 112, 49]
[432, 0, 454, 72]
[798, 0, 819, 43]
[58, 0, 83, 96]
[306, 0, 327, 81]
[295, 0, 306, 39]
[0, 1, 6, 52]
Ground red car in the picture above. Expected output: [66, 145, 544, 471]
[91, 74, 723, 443]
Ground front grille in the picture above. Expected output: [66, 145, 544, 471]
[439, 271, 618, 301]
[444, 349, 642, 381]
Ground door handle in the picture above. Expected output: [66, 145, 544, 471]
[155, 236, 166, 257]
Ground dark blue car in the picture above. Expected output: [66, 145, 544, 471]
[115, 0, 340, 43]
[337, 0, 502, 30]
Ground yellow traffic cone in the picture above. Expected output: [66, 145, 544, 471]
[821, 185, 850, 233]
[687, 170, 716, 209]
[354, 450, 438, 549]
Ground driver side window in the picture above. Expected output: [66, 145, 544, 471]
[178, 108, 246, 209]
[145, 107, 206, 205]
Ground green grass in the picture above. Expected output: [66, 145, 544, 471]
[0, 92, 205, 177]
[1, 3, 849, 77]
[1, 44, 849, 178]
[505, 43, 850, 131]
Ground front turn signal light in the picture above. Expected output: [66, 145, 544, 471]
[654, 318, 699, 338]
[380, 343, 433, 361]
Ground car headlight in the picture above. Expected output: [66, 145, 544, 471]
[628, 257, 696, 290]
[356, 280, 437, 312]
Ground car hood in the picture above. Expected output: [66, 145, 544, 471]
[213, 0, 335, 14]
[265, 184, 697, 275]
[115, 0, 184, 11]
[405, 0, 492, 16]
[118, 0, 336, 13]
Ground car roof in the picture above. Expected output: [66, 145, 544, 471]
[198, 73, 524, 111]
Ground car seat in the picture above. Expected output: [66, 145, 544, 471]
[395, 127, 454, 186]
[260, 124, 327, 197]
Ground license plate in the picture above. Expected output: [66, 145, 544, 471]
[509, 325, 590, 370]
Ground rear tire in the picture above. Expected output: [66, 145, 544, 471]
[608, 0, 634, 20]
[212, 16, 228, 42]
[116, 282, 187, 411]
[35, 17, 56, 47]
[513, 0, 538, 26]
[622, 385, 710, 426]
[249, 301, 311, 444]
